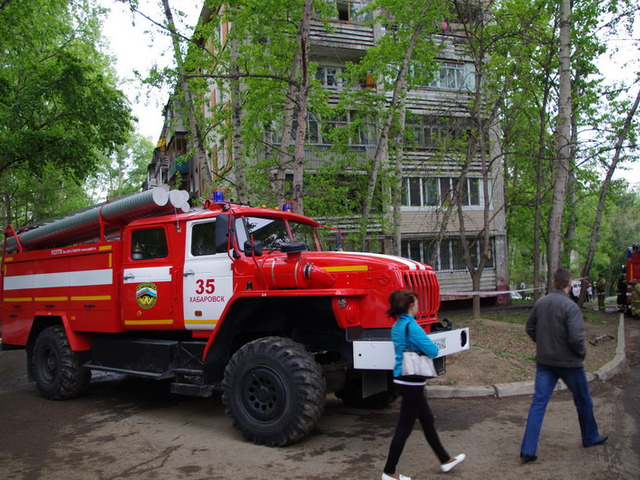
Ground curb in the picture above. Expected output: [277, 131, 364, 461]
[594, 314, 626, 380]
[426, 313, 626, 399]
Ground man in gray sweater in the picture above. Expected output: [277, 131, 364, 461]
[520, 268, 608, 462]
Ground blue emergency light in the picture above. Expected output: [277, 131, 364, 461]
[212, 190, 225, 202]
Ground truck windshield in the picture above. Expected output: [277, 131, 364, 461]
[237, 216, 320, 251]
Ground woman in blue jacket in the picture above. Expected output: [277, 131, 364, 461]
[381, 290, 465, 480]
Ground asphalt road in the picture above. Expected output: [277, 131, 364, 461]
[0, 320, 638, 480]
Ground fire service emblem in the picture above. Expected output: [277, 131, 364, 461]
[136, 283, 158, 309]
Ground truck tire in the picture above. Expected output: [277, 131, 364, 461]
[222, 336, 326, 446]
[32, 326, 91, 400]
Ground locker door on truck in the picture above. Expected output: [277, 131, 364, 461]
[182, 219, 233, 331]
[122, 226, 178, 329]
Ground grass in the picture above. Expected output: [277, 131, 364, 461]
[456, 305, 614, 326]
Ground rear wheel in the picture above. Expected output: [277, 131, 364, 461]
[32, 326, 91, 400]
[222, 337, 326, 446]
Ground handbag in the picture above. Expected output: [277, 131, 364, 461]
[401, 323, 439, 378]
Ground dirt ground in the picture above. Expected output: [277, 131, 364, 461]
[430, 304, 620, 387]
[1, 319, 638, 480]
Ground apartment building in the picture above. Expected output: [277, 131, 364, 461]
[147, 0, 509, 302]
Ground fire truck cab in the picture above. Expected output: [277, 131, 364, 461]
[1, 188, 469, 446]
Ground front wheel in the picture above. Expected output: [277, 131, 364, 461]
[222, 337, 326, 446]
[32, 326, 91, 400]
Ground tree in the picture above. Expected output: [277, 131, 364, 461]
[0, 163, 93, 229]
[447, 0, 518, 317]
[577, 88, 640, 303]
[150, 0, 327, 211]
[0, 0, 132, 180]
[341, 0, 446, 248]
[86, 133, 155, 200]
[546, 0, 573, 288]
[0, 0, 132, 227]
[500, 0, 638, 297]
[160, 0, 214, 199]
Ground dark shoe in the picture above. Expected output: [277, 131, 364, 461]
[584, 435, 608, 448]
[520, 453, 537, 463]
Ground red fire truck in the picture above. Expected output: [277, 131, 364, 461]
[625, 244, 640, 314]
[0, 188, 469, 446]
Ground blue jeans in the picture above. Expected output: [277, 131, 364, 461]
[521, 363, 601, 456]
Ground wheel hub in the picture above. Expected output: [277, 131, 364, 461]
[242, 368, 286, 421]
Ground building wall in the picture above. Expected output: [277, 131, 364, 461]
[155, 3, 509, 301]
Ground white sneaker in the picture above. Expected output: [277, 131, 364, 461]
[440, 453, 466, 473]
[381, 473, 411, 480]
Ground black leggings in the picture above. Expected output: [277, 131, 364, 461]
[383, 382, 450, 474]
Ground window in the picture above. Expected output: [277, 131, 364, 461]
[316, 66, 345, 89]
[322, 113, 348, 143]
[190, 221, 222, 256]
[403, 177, 439, 207]
[403, 176, 485, 208]
[131, 228, 168, 260]
[351, 112, 375, 145]
[237, 216, 318, 251]
[401, 237, 495, 272]
[330, 0, 372, 23]
[429, 62, 466, 90]
[277, 111, 376, 146]
[405, 116, 472, 150]
[464, 178, 481, 206]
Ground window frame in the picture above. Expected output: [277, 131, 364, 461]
[328, 0, 372, 24]
[428, 62, 466, 90]
[402, 176, 487, 210]
[130, 227, 169, 261]
[401, 237, 495, 272]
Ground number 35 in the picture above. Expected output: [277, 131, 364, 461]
[195, 278, 215, 294]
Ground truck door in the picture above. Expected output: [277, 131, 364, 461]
[121, 226, 178, 329]
[182, 218, 233, 331]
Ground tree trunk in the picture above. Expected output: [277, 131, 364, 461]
[562, 109, 579, 266]
[229, 35, 248, 203]
[578, 88, 640, 305]
[274, 71, 298, 205]
[531, 50, 554, 300]
[273, 3, 310, 206]
[360, 25, 423, 249]
[392, 103, 407, 256]
[547, 0, 572, 288]
[291, 0, 312, 214]
[161, 0, 212, 198]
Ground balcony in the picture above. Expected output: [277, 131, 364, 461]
[310, 19, 374, 57]
[169, 155, 190, 177]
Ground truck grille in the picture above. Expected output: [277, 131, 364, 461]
[403, 270, 440, 316]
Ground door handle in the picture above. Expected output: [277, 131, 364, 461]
[183, 270, 195, 277]
[123, 273, 135, 281]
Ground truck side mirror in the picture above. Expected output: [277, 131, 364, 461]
[244, 240, 263, 257]
[214, 214, 230, 253]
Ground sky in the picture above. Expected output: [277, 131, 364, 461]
[97, 0, 201, 142]
[97, 1, 640, 186]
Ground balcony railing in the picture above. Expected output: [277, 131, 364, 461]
[310, 19, 374, 51]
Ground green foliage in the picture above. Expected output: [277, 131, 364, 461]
[0, 0, 133, 227]
[0, 162, 93, 229]
[494, 0, 639, 286]
[85, 133, 155, 201]
[0, 0, 133, 177]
